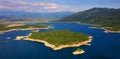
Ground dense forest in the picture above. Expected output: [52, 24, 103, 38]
[29, 30, 89, 47]
[59, 8, 120, 31]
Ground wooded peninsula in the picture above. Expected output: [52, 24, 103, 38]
[0, 23, 52, 34]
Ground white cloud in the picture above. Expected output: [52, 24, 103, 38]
[0, 0, 70, 12]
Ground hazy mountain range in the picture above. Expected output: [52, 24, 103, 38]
[0, 10, 73, 20]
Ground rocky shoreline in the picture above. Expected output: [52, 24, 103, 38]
[16, 33, 93, 50]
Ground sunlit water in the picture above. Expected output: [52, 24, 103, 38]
[0, 23, 120, 59]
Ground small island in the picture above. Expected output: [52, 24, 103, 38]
[73, 48, 85, 55]
[16, 30, 92, 50]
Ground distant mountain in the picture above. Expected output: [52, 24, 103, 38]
[59, 7, 120, 31]
[59, 7, 120, 22]
[0, 10, 73, 20]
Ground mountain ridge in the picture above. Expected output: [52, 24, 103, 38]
[59, 7, 120, 31]
[0, 10, 73, 20]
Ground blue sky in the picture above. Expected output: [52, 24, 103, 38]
[0, 0, 120, 12]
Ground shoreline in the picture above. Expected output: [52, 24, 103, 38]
[104, 29, 120, 33]
[1, 22, 119, 34]
[0, 28, 50, 34]
[52, 22, 120, 33]
[89, 26, 120, 33]
[76, 22, 120, 33]
[16, 33, 92, 50]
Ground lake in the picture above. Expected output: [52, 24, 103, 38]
[0, 23, 120, 59]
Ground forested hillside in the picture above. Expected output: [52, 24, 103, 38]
[59, 8, 120, 31]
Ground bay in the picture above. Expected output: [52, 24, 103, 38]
[0, 23, 120, 59]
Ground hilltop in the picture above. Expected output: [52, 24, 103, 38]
[59, 8, 120, 31]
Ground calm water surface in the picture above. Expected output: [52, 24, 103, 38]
[0, 23, 120, 59]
